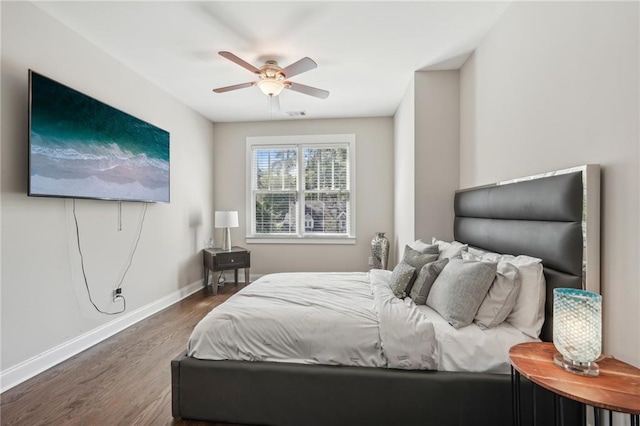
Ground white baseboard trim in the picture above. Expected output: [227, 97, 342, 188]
[0, 280, 203, 393]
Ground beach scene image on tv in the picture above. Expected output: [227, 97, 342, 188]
[29, 72, 170, 202]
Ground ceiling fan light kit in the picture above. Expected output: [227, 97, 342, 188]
[257, 78, 287, 97]
[213, 51, 329, 100]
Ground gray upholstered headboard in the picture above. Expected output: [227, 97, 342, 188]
[453, 165, 600, 342]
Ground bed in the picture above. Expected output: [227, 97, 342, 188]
[172, 165, 600, 426]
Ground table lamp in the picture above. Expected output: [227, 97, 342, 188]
[215, 211, 239, 251]
[553, 288, 602, 376]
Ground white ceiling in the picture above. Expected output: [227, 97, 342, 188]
[33, 1, 510, 123]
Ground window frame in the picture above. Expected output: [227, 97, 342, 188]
[246, 134, 356, 244]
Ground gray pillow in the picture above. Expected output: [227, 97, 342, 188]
[408, 239, 440, 255]
[426, 259, 497, 328]
[402, 247, 439, 295]
[403, 245, 439, 271]
[410, 258, 449, 305]
[474, 262, 521, 329]
[390, 262, 416, 298]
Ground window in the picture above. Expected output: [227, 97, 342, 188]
[246, 134, 356, 243]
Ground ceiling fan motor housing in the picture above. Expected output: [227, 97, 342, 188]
[260, 61, 284, 79]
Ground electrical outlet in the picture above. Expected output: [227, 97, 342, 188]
[368, 256, 374, 266]
[113, 288, 123, 302]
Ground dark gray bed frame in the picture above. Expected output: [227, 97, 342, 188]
[172, 166, 600, 426]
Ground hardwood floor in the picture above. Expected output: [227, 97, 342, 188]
[0, 284, 247, 426]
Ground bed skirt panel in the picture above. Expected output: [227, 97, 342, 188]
[172, 352, 579, 426]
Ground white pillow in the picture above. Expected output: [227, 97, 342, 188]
[462, 252, 521, 329]
[463, 252, 522, 328]
[467, 246, 489, 257]
[431, 238, 468, 260]
[475, 251, 546, 338]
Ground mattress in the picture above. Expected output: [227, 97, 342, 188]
[187, 270, 534, 373]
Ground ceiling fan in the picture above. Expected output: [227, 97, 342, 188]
[213, 51, 329, 99]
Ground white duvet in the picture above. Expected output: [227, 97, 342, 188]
[188, 270, 534, 373]
[188, 270, 438, 370]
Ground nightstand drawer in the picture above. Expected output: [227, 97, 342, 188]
[214, 251, 249, 269]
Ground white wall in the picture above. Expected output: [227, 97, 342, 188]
[393, 78, 416, 263]
[213, 117, 394, 274]
[1, 2, 215, 380]
[414, 71, 460, 244]
[460, 2, 639, 366]
[393, 72, 460, 263]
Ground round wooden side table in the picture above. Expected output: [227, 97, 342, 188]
[509, 342, 640, 426]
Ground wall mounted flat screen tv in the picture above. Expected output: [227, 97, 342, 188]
[28, 70, 170, 203]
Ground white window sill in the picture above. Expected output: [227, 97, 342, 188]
[246, 236, 356, 245]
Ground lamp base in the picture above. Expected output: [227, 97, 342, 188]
[222, 227, 232, 251]
[553, 353, 599, 376]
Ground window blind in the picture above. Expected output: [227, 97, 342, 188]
[250, 144, 350, 237]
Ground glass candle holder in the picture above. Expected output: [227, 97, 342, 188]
[553, 288, 602, 376]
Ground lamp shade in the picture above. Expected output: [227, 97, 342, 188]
[553, 288, 602, 376]
[215, 211, 239, 228]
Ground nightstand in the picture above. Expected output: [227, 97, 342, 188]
[509, 342, 640, 426]
[203, 246, 251, 295]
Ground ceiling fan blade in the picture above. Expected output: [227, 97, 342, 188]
[219, 51, 260, 74]
[286, 82, 329, 99]
[281, 57, 317, 78]
[212, 82, 254, 93]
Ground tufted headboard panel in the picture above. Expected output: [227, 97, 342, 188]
[453, 166, 600, 342]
